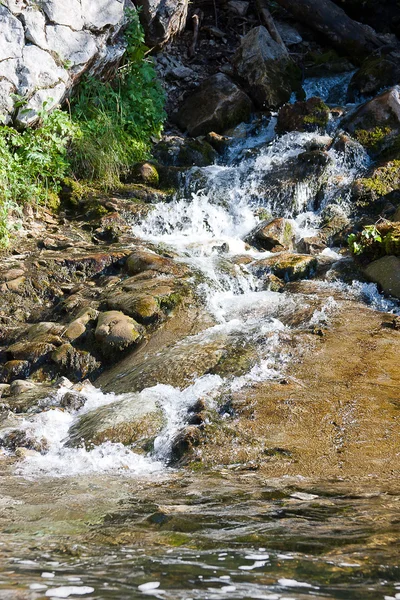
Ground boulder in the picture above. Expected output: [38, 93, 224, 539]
[233, 26, 301, 109]
[175, 73, 252, 137]
[135, 0, 188, 48]
[277, 97, 330, 133]
[364, 255, 400, 298]
[154, 136, 218, 167]
[0, 0, 128, 124]
[347, 52, 400, 102]
[51, 344, 100, 381]
[95, 311, 143, 355]
[66, 393, 165, 450]
[342, 86, 400, 158]
[126, 248, 187, 276]
[246, 218, 295, 251]
[0, 360, 30, 384]
[251, 252, 318, 281]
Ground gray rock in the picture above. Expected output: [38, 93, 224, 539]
[0, 5, 24, 61]
[364, 255, 400, 299]
[136, 0, 188, 47]
[0, 80, 16, 123]
[233, 25, 300, 109]
[176, 73, 252, 137]
[40, 0, 84, 30]
[23, 7, 48, 49]
[18, 45, 68, 96]
[46, 25, 98, 68]
[275, 20, 303, 46]
[227, 1, 249, 16]
[81, 0, 125, 30]
[17, 83, 68, 126]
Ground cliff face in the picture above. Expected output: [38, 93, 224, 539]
[0, 0, 132, 126]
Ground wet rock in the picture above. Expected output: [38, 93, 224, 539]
[277, 97, 330, 133]
[0, 360, 30, 383]
[347, 52, 400, 103]
[9, 379, 37, 396]
[352, 161, 400, 208]
[136, 0, 188, 48]
[320, 205, 350, 243]
[342, 86, 400, 158]
[275, 20, 303, 46]
[297, 235, 327, 255]
[0, 384, 10, 398]
[59, 390, 86, 412]
[233, 25, 301, 109]
[0, 429, 47, 453]
[95, 311, 143, 356]
[170, 426, 201, 464]
[175, 73, 252, 137]
[126, 248, 187, 277]
[252, 253, 318, 281]
[51, 344, 100, 381]
[246, 218, 295, 251]
[129, 162, 160, 187]
[364, 255, 400, 298]
[67, 394, 165, 450]
[7, 341, 56, 366]
[105, 292, 161, 325]
[254, 150, 333, 215]
[205, 132, 231, 154]
[154, 136, 217, 167]
[64, 307, 99, 342]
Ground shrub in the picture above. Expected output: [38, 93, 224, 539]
[0, 107, 76, 247]
[69, 8, 166, 187]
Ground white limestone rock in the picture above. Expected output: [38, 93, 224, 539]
[23, 7, 48, 49]
[17, 82, 67, 126]
[2, 0, 26, 15]
[18, 45, 68, 96]
[81, 0, 125, 31]
[0, 80, 16, 124]
[0, 58, 20, 88]
[40, 0, 84, 31]
[0, 5, 24, 61]
[46, 25, 98, 68]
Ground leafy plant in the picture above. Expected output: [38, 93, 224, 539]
[348, 225, 383, 255]
[70, 8, 166, 187]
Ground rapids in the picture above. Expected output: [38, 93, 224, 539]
[1, 73, 400, 599]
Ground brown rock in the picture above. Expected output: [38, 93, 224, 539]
[95, 311, 143, 355]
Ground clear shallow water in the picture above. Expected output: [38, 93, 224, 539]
[1, 474, 400, 599]
[1, 73, 400, 599]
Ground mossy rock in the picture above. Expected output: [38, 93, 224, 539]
[127, 162, 160, 187]
[347, 55, 400, 103]
[352, 160, 400, 205]
[277, 97, 330, 134]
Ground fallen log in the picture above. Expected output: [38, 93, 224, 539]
[255, 0, 285, 48]
[274, 0, 385, 62]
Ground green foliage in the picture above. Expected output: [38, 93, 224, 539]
[70, 8, 166, 187]
[0, 106, 75, 247]
[359, 160, 400, 198]
[0, 8, 166, 248]
[348, 225, 382, 255]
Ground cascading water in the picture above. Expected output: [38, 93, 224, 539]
[9, 77, 386, 479]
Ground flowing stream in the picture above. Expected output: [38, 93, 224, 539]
[1, 75, 400, 599]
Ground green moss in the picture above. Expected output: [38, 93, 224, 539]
[360, 160, 400, 197]
[303, 100, 330, 128]
[354, 127, 392, 150]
